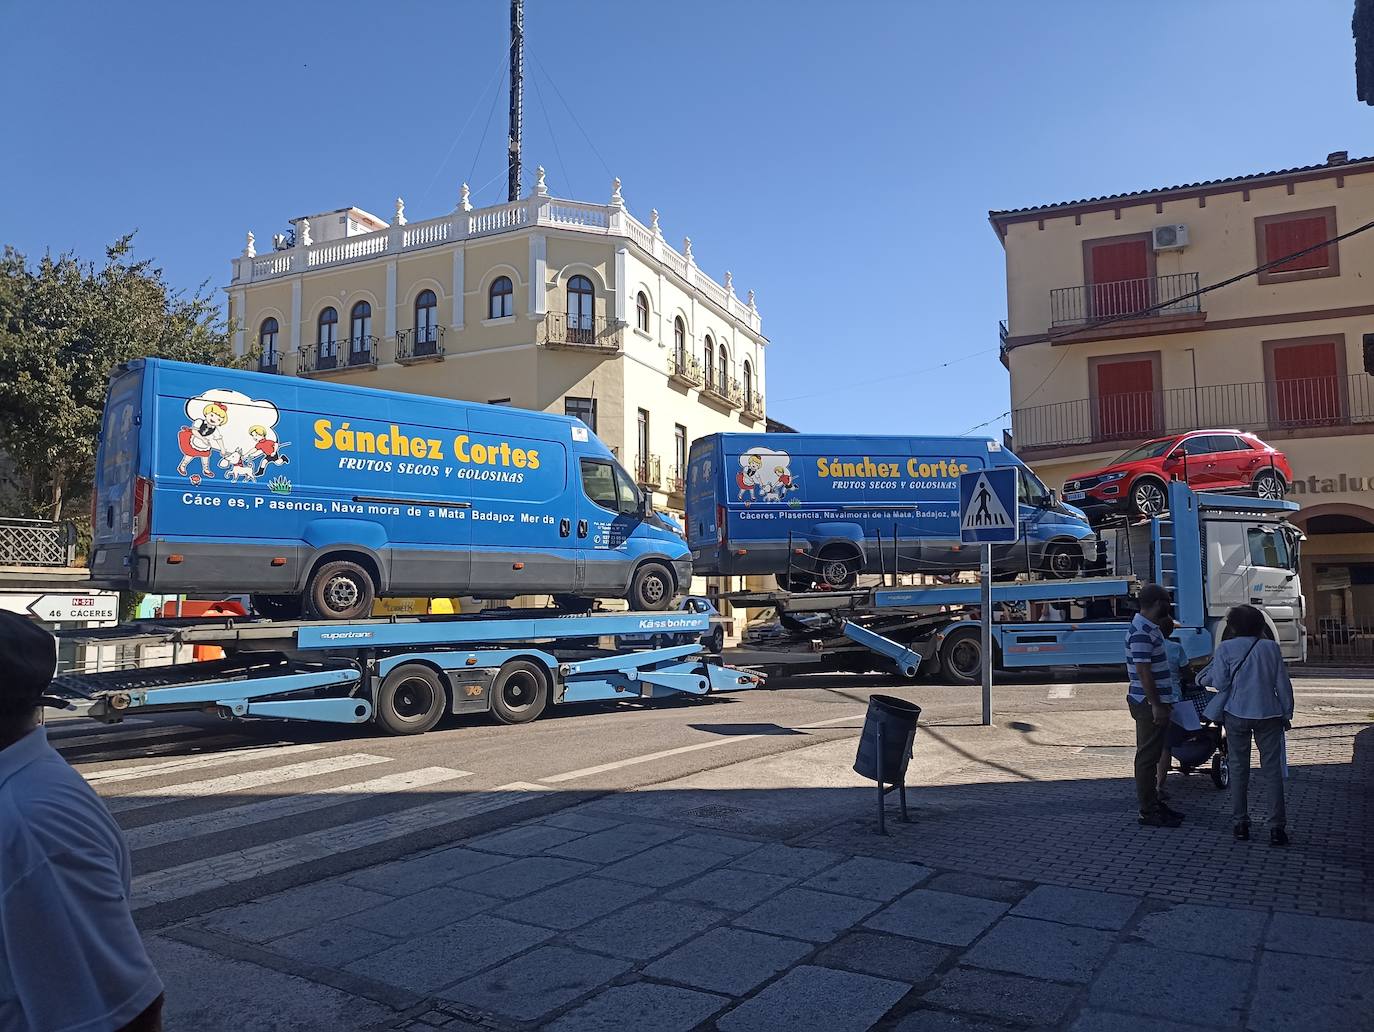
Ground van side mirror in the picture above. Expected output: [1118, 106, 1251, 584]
[1048, 489, 1059, 508]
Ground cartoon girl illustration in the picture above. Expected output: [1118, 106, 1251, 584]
[249, 425, 291, 476]
[737, 454, 762, 503]
[177, 401, 228, 477]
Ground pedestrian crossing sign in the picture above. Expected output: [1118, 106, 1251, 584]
[959, 468, 1019, 544]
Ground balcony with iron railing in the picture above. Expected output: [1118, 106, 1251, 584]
[635, 454, 662, 489]
[702, 374, 743, 410]
[397, 325, 446, 362]
[299, 336, 378, 375]
[258, 351, 280, 376]
[667, 465, 686, 496]
[538, 313, 623, 352]
[743, 389, 765, 421]
[668, 349, 704, 387]
[1011, 374, 1374, 452]
[1049, 272, 1202, 328]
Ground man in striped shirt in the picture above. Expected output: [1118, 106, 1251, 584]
[1126, 584, 1185, 828]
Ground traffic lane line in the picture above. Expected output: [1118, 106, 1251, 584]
[106, 753, 392, 814]
[538, 712, 866, 784]
[125, 766, 472, 850]
[132, 784, 547, 908]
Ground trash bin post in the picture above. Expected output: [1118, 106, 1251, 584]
[854, 694, 921, 835]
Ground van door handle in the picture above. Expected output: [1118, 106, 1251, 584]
[577, 520, 589, 538]
[559, 518, 571, 538]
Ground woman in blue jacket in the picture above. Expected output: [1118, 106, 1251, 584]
[1198, 605, 1295, 846]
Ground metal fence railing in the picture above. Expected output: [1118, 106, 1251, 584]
[1050, 272, 1201, 326]
[0, 518, 77, 567]
[397, 325, 445, 361]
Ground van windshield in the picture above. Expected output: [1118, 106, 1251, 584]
[1112, 439, 1174, 464]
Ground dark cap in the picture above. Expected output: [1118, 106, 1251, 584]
[0, 611, 58, 714]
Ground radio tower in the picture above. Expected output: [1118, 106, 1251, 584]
[507, 0, 524, 202]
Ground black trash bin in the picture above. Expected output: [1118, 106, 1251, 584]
[853, 694, 921, 783]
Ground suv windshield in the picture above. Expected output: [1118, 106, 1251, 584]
[1112, 439, 1175, 464]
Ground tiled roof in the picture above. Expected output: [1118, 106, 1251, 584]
[988, 154, 1373, 221]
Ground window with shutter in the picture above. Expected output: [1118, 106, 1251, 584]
[1256, 208, 1338, 283]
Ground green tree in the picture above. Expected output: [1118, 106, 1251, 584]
[0, 235, 242, 532]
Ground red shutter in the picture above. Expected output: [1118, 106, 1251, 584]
[1264, 216, 1330, 272]
[1272, 341, 1341, 425]
[1095, 358, 1157, 440]
[1088, 240, 1151, 317]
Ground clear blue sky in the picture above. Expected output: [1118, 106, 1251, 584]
[1, 1, 1366, 436]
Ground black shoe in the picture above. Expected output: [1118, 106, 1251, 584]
[1270, 827, 1289, 847]
[1234, 821, 1250, 841]
[1158, 803, 1186, 822]
[1140, 809, 1183, 828]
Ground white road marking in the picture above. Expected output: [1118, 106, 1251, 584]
[106, 753, 392, 814]
[45, 718, 152, 738]
[1293, 689, 1374, 698]
[133, 784, 547, 908]
[83, 742, 323, 785]
[1047, 685, 1076, 700]
[124, 766, 471, 850]
[540, 712, 866, 784]
[53, 726, 202, 751]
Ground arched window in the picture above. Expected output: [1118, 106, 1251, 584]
[316, 308, 337, 356]
[718, 343, 729, 392]
[259, 317, 279, 371]
[673, 317, 686, 364]
[703, 335, 715, 388]
[489, 276, 513, 319]
[414, 289, 437, 344]
[567, 275, 594, 342]
[636, 291, 650, 333]
[349, 301, 372, 363]
[743, 359, 754, 407]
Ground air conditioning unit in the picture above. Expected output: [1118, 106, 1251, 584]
[1152, 224, 1189, 251]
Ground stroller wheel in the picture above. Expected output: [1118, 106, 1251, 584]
[1211, 753, 1230, 790]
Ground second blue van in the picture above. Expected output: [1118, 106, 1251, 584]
[89, 359, 691, 618]
[686, 433, 1096, 588]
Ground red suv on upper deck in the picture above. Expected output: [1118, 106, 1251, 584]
[1061, 430, 1292, 521]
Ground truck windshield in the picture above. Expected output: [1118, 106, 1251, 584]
[1246, 527, 1293, 570]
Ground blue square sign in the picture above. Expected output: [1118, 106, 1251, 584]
[959, 468, 1020, 544]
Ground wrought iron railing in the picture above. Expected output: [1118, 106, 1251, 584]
[0, 518, 77, 567]
[258, 351, 279, 375]
[668, 350, 703, 386]
[538, 313, 622, 351]
[397, 325, 445, 361]
[299, 337, 378, 374]
[668, 466, 686, 495]
[703, 375, 743, 408]
[743, 389, 765, 418]
[1050, 272, 1201, 327]
[635, 454, 662, 489]
[1012, 374, 1374, 450]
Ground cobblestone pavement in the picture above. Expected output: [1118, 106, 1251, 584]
[159, 710, 1372, 1031]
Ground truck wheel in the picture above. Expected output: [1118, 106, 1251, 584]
[1044, 543, 1083, 580]
[306, 560, 376, 620]
[490, 659, 549, 724]
[939, 628, 983, 686]
[1130, 478, 1168, 518]
[817, 548, 859, 590]
[375, 663, 448, 735]
[251, 594, 303, 621]
[1252, 471, 1285, 501]
[629, 563, 674, 611]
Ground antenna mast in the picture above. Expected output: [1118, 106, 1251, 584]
[507, 0, 524, 203]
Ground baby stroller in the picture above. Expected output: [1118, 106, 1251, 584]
[1164, 663, 1230, 789]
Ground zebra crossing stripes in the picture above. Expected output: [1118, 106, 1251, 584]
[84, 741, 326, 785]
[123, 765, 473, 851]
[131, 783, 547, 908]
[105, 752, 393, 814]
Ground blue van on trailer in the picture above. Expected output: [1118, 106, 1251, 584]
[686, 433, 1096, 588]
[89, 359, 690, 618]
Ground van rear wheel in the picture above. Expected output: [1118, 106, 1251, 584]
[306, 560, 376, 620]
[817, 548, 860, 590]
[629, 563, 674, 611]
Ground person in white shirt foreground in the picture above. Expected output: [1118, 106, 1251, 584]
[0, 611, 165, 1031]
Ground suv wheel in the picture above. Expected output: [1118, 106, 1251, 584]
[1130, 478, 1168, 518]
[1252, 470, 1285, 501]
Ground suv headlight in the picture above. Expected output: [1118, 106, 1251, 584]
[1100, 472, 1127, 483]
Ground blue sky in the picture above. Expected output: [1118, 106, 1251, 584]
[1, 1, 1367, 436]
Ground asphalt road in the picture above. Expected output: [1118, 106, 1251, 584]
[45, 668, 1374, 930]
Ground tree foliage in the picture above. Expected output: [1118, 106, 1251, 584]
[0, 235, 240, 524]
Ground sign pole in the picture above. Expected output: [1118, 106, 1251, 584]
[980, 543, 992, 727]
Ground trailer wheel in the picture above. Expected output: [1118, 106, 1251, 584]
[375, 663, 448, 735]
[491, 659, 549, 724]
[629, 562, 674, 611]
[252, 593, 303, 621]
[306, 560, 376, 620]
[939, 628, 983, 686]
